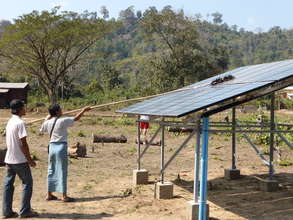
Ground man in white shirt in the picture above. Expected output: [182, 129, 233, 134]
[2, 99, 38, 218]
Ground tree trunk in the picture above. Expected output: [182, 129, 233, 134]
[167, 126, 194, 133]
[135, 139, 161, 146]
[68, 142, 87, 158]
[47, 86, 58, 104]
[93, 134, 127, 143]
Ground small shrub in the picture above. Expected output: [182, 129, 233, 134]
[117, 118, 134, 126]
[128, 147, 137, 153]
[31, 153, 39, 161]
[102, 118, 115, 126]
[279, 160, 293, 166]
[77, 130, 86, 137]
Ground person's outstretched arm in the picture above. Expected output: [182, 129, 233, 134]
[74, 106, 91, 121]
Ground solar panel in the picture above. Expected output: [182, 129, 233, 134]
[117, 60, 293, 117]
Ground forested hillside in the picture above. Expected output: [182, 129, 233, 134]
[0, 6, 292, 107]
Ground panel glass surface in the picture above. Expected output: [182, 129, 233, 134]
[117, 60, 293, 117]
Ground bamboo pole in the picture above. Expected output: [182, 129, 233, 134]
[26, 86, 200, 125]
[25, 78, 279, 126]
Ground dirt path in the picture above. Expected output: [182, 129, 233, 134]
[0, 110, 292, 219]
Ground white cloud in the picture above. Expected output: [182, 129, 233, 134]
[50, 0, 69, 9]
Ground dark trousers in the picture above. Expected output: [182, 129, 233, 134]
[2, 163, 33, 216]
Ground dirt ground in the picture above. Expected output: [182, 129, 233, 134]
[0, 109, 293, 220]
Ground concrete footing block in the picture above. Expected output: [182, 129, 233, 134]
[133, 169, 148, 186]
[224, 168, 241, 180]
[155, 182, 173, 199]
[187, 200, 209, 220]
[259, 179, 279, 192]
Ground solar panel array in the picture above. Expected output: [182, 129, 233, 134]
[117, 60, 293, 117]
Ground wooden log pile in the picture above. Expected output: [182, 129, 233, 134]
[167, 126, 194, 133]
[68, 142, 87, 158]
[0, 148, 7, 166]
[93, 134, 127, 143]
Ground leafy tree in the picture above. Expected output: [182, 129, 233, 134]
[211, 12, 223, 24]
[0, 7, 115, 104]
[140, 7, 229, 91]
[100, 6, 109, 19]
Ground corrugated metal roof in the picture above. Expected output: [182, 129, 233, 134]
[0, 89, 9, 93]
[117, 60, 293, 117]
[284, 86, 293, 90]
[0, 82, 28, 89]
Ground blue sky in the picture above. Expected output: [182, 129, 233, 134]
[1, 0, 293, 32]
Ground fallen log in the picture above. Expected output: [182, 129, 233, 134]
[0, 148, 7, 166]
[68, 142, 87, 158]
[93, 134, 127, 143]
[167, 126, 194, 133]
[135, 139, 161, 146]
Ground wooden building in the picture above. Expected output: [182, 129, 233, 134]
[0, 83, 29, 108]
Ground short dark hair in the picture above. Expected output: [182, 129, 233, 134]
[49, 104, 61, 116]
[10, 99, 25, 114]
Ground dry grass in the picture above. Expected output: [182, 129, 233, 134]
[0, 109, 292, 220]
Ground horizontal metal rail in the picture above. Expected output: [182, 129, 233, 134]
[208, 129, 293, 134]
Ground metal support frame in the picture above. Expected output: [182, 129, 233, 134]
[138, 126, 162, 162]
[137, 115, 141, 170]
[194, 120, 201, 201]
[208, 129, 293, 134]
[199, 117, 209, 220]
[237, 123, 271, 167]
[160, 129, 197, 174]
[277, 133, 293, 149]
[161, 117, 165, 184]
[232, 107, 236, 169]
[269, 93, 275, 179]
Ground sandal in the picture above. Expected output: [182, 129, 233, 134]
[2, 211, 18, 219]
[19, 210, 39, 218]
[62, 197, 75, 202]
[46, 195, 58, 201]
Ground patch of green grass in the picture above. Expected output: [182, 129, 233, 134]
[31, 152, 39, 161]
[102, 118, 115, 126]
[77, 130, 86, 137]
[262, 147, 269, 155]
[278, 160, 293, 166]
[83, 184, 92, 191]
[127, 147, 137, 153]
[117, 118, 134, 126]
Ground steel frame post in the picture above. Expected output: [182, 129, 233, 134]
[269, 93, 275, 180]
[137, 115, 141, 170]
[161, 117, 165, 184]
[199, 117, 209, 220]
[194, 120, 201, 202]
[232, 107, 236, 169]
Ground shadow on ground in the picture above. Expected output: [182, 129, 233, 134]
[38, 212, 113, 219]
[75, 194, 131, 202]
[173, 172, 293, 220]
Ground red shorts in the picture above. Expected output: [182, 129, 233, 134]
[140, 122, 149, 129]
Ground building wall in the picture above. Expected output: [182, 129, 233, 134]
[0, 93, 8, 107]
[7, 89, 28, 103]
[0, 88, 28, 108]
